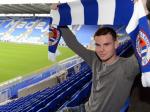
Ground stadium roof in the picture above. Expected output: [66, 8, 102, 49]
[0, 0, 76, 16]
[0, 4, 51, 14]
[0, 0, 148, 17]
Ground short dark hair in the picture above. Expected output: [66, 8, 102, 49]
[94, 27, 117, 41]
[146, 0, 150, 20]
[146, 0, 150, 13]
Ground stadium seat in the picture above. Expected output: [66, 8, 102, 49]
[66, 81, 92, 107]
[36, 107, 47, 112]
[37, 106, 49, 112]
[120, 97, 130, 112]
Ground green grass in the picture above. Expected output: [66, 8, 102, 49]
[0, 42, 75, 83]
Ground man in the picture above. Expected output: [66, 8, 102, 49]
[58, 26, 139, 112]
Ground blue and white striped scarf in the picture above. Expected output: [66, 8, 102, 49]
[49, 0, 150, 87]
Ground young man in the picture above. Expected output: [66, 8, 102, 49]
[58, 26, 139, 112]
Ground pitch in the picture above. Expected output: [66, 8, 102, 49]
[0, 42, 75, 83]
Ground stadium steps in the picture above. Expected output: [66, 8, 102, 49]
[0, 64, 92, 112]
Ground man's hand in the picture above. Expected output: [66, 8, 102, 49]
[50, 3, 60, 10]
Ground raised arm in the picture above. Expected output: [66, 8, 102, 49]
[58, 26, 95, 66]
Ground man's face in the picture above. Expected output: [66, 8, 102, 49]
[94, 34, 118, 63]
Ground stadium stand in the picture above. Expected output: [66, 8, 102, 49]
[0, 18, 133, 111]
[27, 18, 49, 43]
[0, 55, 82, 104]
[0, 19, 12, 34]
[0, 39, 132, 112]
[0, 17, 51, 44]
[15, 57, 82, 98]
[0, 63, 92, 112]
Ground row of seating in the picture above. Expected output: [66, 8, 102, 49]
[0, 17, 50, 44]
[9, 59, 84, 99]
[0, 64, 92, 112]
[38, 81, 92, 112]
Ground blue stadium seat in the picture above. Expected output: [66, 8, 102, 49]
[27, 101, 45, 112]
[120, 97, 130, 112]
[36, 107, 46, 112]
[66, 81, 92, 107]
[37, 106, 49, 112]
[44, 98, 60, 112]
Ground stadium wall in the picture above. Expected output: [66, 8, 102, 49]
[18, 61, 84, 97]
[18, 75, 58, 97]
[0, 56, 83, 103]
